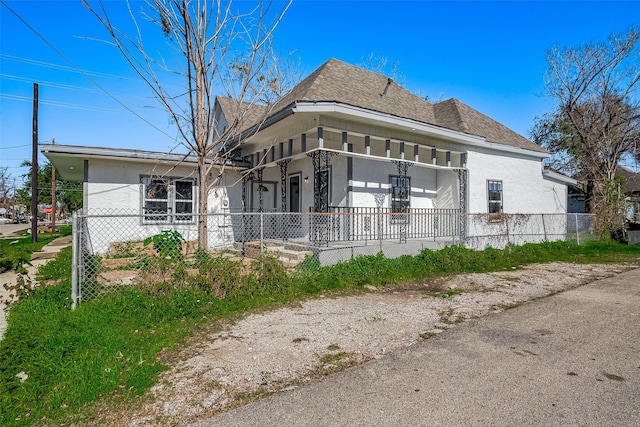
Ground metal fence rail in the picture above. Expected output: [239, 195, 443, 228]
[71, 210, 596, 305]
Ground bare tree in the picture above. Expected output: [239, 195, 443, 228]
[0, 167, 12, 219]
[83, 0, 294, 248]
[359, 53, 405, 85]
[532, 27, 640, 234]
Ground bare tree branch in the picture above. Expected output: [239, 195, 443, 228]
[83, 0, 296, 248]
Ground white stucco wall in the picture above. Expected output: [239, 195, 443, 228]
[465, 148, 553, 214]
[84, 158, 243, 253]
[541, 176, 569, 214]
[350, 158, 452, 209]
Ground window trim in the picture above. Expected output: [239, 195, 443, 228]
[141, 175, 196, 224]
[487, 179, 503, 214]
[390, 174, 411, 223]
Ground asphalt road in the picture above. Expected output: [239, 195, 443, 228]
[192, 268, 640, 427]
[0, 223, 31, 237]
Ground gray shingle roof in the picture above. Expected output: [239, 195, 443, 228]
[618, 165, 640, 194]
[220, 58, 546, 154]
[433, 98, 544, 152]
[215, 96, 268, 131]
[270, 58, 438, 125]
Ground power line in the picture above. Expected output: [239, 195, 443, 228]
[0, 93, 126, 113]
[0, 73, 156, 100]
[0, 1, 175, 140]
[0, 54, 137, 81]
[0, 144, 31, 150]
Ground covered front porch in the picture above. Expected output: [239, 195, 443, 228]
[239, 118, 468, 237]
[230, 118, 468, 249]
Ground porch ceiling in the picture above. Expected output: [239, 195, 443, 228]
[242, 101, 549, 162]
[255, 147, 465, 172]
[243, 104, 475, 149]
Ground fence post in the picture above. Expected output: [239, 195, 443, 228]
[71, 211, 79, 310]
[378, 208, 383, 253]
[575, 214, 580, 245]
[260, 211, 264, 253]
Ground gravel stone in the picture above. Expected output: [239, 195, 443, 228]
[106, 262, 636, 426]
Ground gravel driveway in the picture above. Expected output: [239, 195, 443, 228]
[95, 261, 636, 427]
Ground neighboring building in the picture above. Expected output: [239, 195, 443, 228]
[43, 58, 575, 255]
[567, 166, 640, 221]
[618, 166, 640, 222]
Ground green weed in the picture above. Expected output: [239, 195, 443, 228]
[1, 239, 639, 425]
[320, 352, 348, 364]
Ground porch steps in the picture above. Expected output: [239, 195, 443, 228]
[242, 241, 313, 267]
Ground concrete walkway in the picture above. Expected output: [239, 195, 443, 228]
[0, 235, 72, 340]
[193, 268, 640, 427]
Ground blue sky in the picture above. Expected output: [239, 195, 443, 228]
[1, 0, 640, 184]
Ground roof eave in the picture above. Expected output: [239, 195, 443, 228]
[543, 170, 577, 185]
[292, 101, 550, 159]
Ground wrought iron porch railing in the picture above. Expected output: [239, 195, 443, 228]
[308, 207, 463, 244]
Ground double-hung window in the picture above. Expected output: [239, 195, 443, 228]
[487, 180, 503, 213]
[142, 176, 195, 223]
[390, 175, 410, 221]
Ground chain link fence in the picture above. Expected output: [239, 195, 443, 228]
[71, 210, 596, 306]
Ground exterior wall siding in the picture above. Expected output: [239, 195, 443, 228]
[350, 158, 447, 209]
[84, 158, 243, 253]
[465, 148, 548, 214]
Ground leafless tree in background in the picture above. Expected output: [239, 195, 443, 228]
[532, 27, 640, 235]
[83, 0, 295, 248]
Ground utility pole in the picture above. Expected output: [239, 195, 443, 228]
[31, 83, 38, 242]
[51, 137, 56, 233]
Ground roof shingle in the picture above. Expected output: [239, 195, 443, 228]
[221, 58, 547, 154]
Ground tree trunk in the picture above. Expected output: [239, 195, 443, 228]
[198, 159, 208, 249]
[585, 179, 596, 213]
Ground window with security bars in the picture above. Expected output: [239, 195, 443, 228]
[390, 175, 410, 221]
[142, 177, 195, 223]
[488, 180, 503, 213]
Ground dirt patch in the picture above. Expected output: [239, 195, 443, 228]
[91, 262, 636, 426]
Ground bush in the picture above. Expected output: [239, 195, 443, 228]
[143, 230, 185, 259]
[248, 254, 289, 296]
[196, 255, 244, 299]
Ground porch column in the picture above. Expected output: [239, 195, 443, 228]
[278, 159, 291, 212]
[256, 167, 264, 212]
[457, 169, 468, 241]
[278, 159, 291, 240]
[393, 160, 412, 243]
[241, 172, 254, 252]
[307, 150, 334, 246]
[308, 150, 333, 213]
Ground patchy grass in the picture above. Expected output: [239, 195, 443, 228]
[0, 226, 71, 273]
[435, 289, 463, 298]
[1, 239, 639, 425]
[319, 352, 349, 364]
[419, 331, 438, 340]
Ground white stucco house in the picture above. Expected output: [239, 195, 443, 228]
[43, 58, 575, 256]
